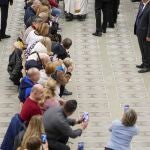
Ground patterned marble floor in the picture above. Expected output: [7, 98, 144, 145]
[0, 0, 150, 150]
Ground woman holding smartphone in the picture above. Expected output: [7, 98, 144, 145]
[105, 108, 139, 150]
[14, 115, 48, 150]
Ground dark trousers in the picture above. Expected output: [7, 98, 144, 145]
[137, 36, 150, 68]
[105, 148, 114, 150]
[0, 5, 9, 36]
[59, 85, 65, 97]
[95, 1, 110, 32]
[108, 0, 120, 25]
[48, 136, 70, 150]
[112, 0, 120, 23]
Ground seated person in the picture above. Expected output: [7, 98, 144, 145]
[49, 0, 61, 17]
[52, 57, 74, 97]
[25, 37, 52, 59]
[20, 84, 44, 123]
[52, 38, 72, 60]
[25, 53, 50, 70]
[24, 0, 42, 27]
[23, 16, 43, 44]
[43, 100, 88, 150]
[25, 23, 50, 50]
[14, 115, 47, 150]
[42, 79, 64, 110]
[38, 62, 56, 86]
[36, 5, 50, 17]
[18, 68, 40, 103]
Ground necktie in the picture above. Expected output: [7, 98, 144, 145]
[137, 3, 144, 18]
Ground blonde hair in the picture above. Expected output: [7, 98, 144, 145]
[122, 109, 137, 127]
[20, 115, 45, 149]
[36, 23, 49, 36]
[36, 5, 50, 16]
[40, 37, 52, 55]
[44, 79, 57, 99]
[63, 57, 73, 68]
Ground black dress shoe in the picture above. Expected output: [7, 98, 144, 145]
[138, 68, 150, 73]
[108, 24, 115, 28]
[63, 89, 72, 96]
[92, 32, 102, 37]
[1, 34, 11, 39]
[102, 29, 106, 33]
[136, 64, 145, 69]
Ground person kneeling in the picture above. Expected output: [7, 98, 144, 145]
[43, 100, 88, 150]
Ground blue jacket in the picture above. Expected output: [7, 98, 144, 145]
[0, 0, 13, 6]
[18, 76, 34, 103]
[24, 6, 36, 27]
[0, 114, 26, 150]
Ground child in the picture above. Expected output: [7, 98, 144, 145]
[52, 38, 72, 60]
[105, 108, 139, 150]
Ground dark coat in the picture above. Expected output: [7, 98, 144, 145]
[13, 130, 25, 150]
[0, 0, 13, 6]
[134, 2, 150, 39]
[7, 48, 23, 86]
[52, 43, 70, 60]
[95, 0, 111, 5]
[24, 6, 36, 27]
[0, 114, 25, 150]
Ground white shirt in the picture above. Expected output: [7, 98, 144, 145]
[26, 30, 43, 48]
[142, 0, 150, 10]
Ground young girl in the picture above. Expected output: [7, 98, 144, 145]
[105, 108, 139, 150]
[14, 115, 47, 150]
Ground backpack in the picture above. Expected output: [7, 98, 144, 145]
[7, 48, 23, 85]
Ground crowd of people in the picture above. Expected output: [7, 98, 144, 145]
[0, 0, 144, 149]
[2, 0, 89, 150]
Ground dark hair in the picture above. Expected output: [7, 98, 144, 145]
[64, 100, 77, 113]
[62, 38, 72, 49]
[26, 136, 42, 150]
[32, 16, 43, 24]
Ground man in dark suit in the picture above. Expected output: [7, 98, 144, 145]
[0, 0, 13, 40]
[134, 0, 150, 73]
[93, 0, 111, 37]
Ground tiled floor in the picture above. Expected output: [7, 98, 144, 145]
[0, 0, 150, 149]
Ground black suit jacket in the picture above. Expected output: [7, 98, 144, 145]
[0, 0, 13, 6]
[134, 2, 150, 39]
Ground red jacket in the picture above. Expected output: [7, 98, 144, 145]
[49, 0, 58, 8]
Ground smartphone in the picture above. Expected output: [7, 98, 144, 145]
[82, 112, 89, 122]
[41, 134, 47, 144]
[124, 105, 130, 112]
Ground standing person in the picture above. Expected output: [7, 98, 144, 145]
[108, 0, 120, 28]
[105, 108, 139, 150]
[112, 0, 120, 24]
[93, 0, 111, 37]
[134, 0, 150, 73]
[43, 100, 88, 150]
[0, 0, 13, 39]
